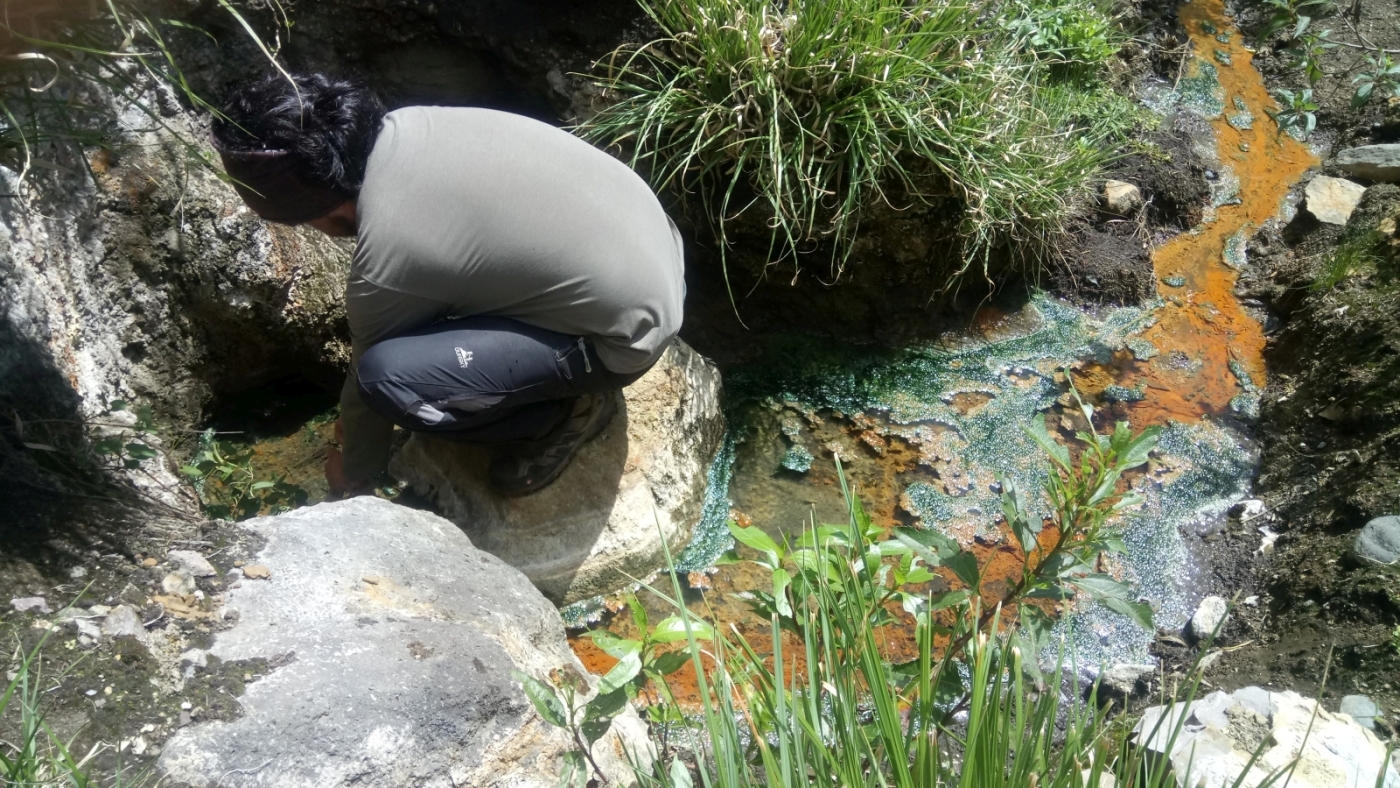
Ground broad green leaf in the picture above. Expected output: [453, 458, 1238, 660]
[944, 552, 980, 591]
[581, 717, 613, 746]
[927, 589, 972, 612]
[650, 651, 690, 675]
[179, 465, 204, 478]
[772, 567, 792, 618]
[1104, 596, 1155, 631]
[583, 686, 630, 722]
[894, 527, 960, 562]
[250, 481, 276, 490]
[1069, 573, 1131, 600]
[728, 520, 780, 560]
[108, 399, 128, 412]
[1026, 414, 1070, 468]
[597, 651, 642, 695]
[627, 594, 648, 633]
[511, 670, 566, 727]
[650, 616, 715, 644]
[1122, 425, 1161, 468]
[670, 758, 694, 788]
[586, 630, 642, 660]
[124, 442, 158, 459]
[559, 750, 588, 788]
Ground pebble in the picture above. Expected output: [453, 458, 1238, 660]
[1354, 516, 1400, 565]
[10, 596, 51, 614]
[1339, 695, 1382, 729]
[101, 604, 144, 638]
[1189, 595, 1230, 641]
[181, 701, 193, 710]
[168, 550, 218, 577]
[1102, 179, 1144, 214]
[242, 564, 271, 580]
[1229, 499, 1266, 520]
[1101, 663, 1156, 696]
[69, 566, 87, 579]
[162, 571, 197, 595]
[142, 557, 159, 568]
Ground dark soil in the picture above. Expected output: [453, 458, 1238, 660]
[1192, 0, 1400, 727]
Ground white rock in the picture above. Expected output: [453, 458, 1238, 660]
[1135, 688, 1400, 788]
[10, 596, 51, 614]
[101, 605, 143, 638]
[1102, 180, 1143, 214]
[161, 571, 196, 596]
[1305, 176, 1367, 225]
[1100, 663, 1155, 695]
[167, 550, 218, 577]
[391, 340, 726, 605]
[157, 497, 652, 788]
[1189, 595, 1229, 641]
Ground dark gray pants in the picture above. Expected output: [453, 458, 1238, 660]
[356, 317, 642, 448]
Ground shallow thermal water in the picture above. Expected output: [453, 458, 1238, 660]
[569, 0, 1317, 678]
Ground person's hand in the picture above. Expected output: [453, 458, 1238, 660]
[326, 418, 374, 499]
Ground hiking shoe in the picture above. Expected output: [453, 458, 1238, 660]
[488, 393, 617, 496]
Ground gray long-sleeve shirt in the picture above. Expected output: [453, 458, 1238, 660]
[339, 106, 686, 481]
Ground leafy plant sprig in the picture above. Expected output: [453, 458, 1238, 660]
[179, 428, 307, 520]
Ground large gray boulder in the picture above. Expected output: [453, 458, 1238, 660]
[1336, 144, 1400, 183]
[1355, 515, 1400, 565]
[1135, 687, 1398, 788]
[390, 340, 725, 605]
[158, 497, 650, 788]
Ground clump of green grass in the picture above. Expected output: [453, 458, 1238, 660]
[1312, 235, 1382, 291]
[580, 0, 1132, 289]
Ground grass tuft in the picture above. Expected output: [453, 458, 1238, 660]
[580, 0, 1135, 289]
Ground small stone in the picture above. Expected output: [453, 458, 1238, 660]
[179, 710, 192, 727]
[1162, 276, 1187, 288]
[162, 571, 197, 595]
[1101, 663, 1155, 696]
[1355, 516, 1400, 565]
[69, 566, 87, 579]
[1335, 144, 1400, 182]
[101, 605, 143, 638]
[1189, 595, 1230, 641]
[1243, 595, 1259, 605]
[1305, 176, 1367, 225]
[1340, 695, 1382, 729]
[167, 550, 217, 578]
[86, 689, 97, 696]
[180, 649, 208, 670]
[241, 564, 271, 580]
[10, 596, 51, 614]
[233, 560, 245, 568]
[1102, 179, 1143, 214]
[181, 701, 192, 710]
[142, 557, 159, 568]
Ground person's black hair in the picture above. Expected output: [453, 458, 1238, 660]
[212, 71, 384, 197]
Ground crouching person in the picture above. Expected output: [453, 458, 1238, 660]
[211, 73, 685, 497]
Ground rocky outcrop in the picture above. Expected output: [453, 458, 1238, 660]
[157, 497, 651, 788]
[0, 91, 353, 430]
[390, 340, 725, 605]
[1135, 687, 1399, 788]
[1336, 144, 1400, 183]
[1304, 176, 1366, 225]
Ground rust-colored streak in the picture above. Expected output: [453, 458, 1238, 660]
[1122, 0, 1316, 427]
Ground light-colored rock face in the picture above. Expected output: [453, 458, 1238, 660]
[1135, 687, 1400, 788]
[390, 340, 725, 605]
[1305, 176, 1367, 225]
[1356, 515, 1400, 564]
[1336, 144, 1400, 183]
[0, 82, 352, 432]
[1102, 179, 1144, 214]
[157, 497, 650, 788]
[1189, 594, 1229, 641]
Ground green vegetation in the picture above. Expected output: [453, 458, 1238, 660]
[580, 0, 1135, 287]
[1250, 0, 1400, 136]
[1, 618, 143, 786]
[179, 429, 309, 521]
[525, 398, 1173, 786]
[0, 0, 287, 182]
[1312, 235, 1383, 291]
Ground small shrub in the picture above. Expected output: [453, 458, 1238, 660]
[180, 428, 309, 521]
[581, 0, 1128, 286]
